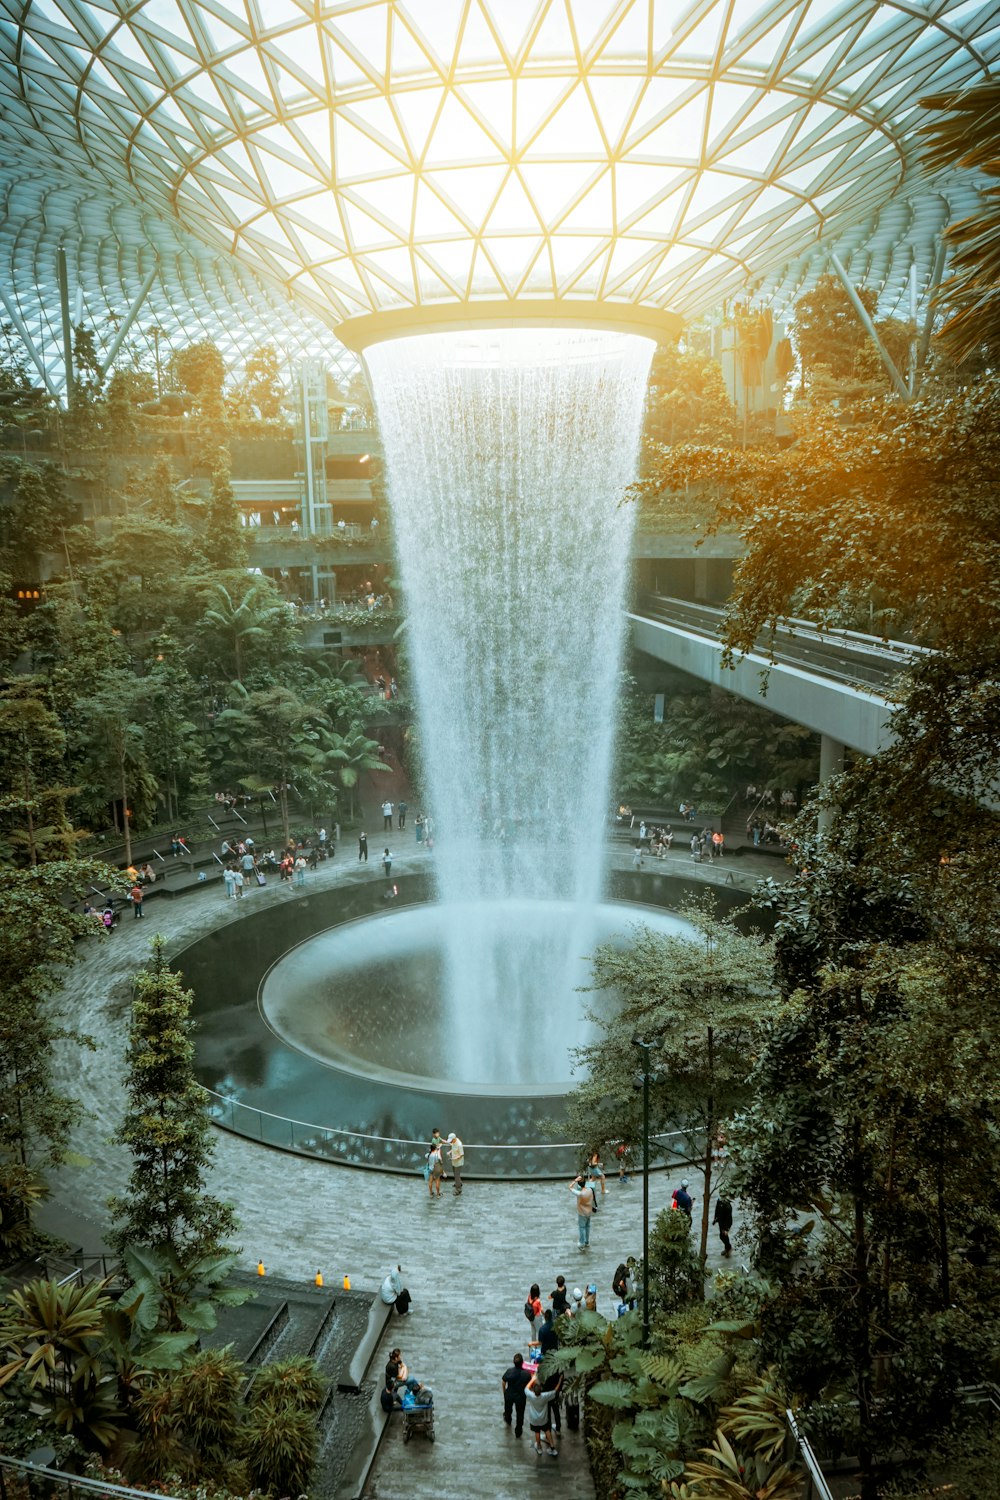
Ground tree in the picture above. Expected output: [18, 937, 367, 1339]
[107, 938, 239, 1305]
[0, 680, 80, 864]
[920, 78, 1000, 361]
[199, 580, 289, 685]
[645, 344, 736, 448]
[218, 684, 330, 842]
[200, 454, 247, 571]
[566, 896, 778, 1263]
[731, 819, 1000, 1499]
[235, 344, 285, 421]
[77, 669, 158, 860]
[323, 723, 390, 822]
[790, 276, 910, 394]
[168, 341, 225, 420]
[0, 860, 110, 1254]
[3, 463, 76, 580]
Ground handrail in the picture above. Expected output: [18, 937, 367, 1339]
[0, 1455, 183, 1500]
[199, 1084, 688, 1177]
[785, 1409, 835, 1500]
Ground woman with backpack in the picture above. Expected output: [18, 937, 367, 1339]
[524, 1283, 542, 1338]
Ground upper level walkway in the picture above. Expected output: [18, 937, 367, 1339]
[630, 595, 925, 757]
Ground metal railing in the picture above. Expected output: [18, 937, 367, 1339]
[786, 1409, 836, 1500]
[200, 1086, 686, 1179]
[0, 1456, 183, 1500]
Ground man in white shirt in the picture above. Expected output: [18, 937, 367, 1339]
[447, 1133, 464, 1195]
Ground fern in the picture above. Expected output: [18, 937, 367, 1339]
[590, 1377, 637, 1408]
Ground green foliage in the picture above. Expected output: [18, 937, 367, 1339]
[107, 939, 240, 1313]
[565, 894, 778, 1260]
[242, 1395, 318, 1495]
[648, 1207, 704, 1314]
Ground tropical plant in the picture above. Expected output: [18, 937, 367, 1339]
[199, 580, 289, 684]
[107, 939, 240, 1315]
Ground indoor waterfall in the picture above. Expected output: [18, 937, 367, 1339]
[366, 327, 654, 1085]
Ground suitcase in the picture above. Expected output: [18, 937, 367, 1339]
[255, 872, 266, 887]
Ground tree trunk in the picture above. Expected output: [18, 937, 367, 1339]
[279, 784, 290, 845]
[120, 744, 132, 866]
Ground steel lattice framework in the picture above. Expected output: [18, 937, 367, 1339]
[1, 0, 997, 389]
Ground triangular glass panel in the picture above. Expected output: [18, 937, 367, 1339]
[468, 243, 507, 296]
[392, 84, 445, 157]
[627, 74, 698, 142]
[485, 171, 539, 232]
[345, 94, 408, 153]
[549, 233, 607, 287]
[328, 7, 388, 80]
[526, 0, 577, 59]
[628, 93, 707, 161]
[413, 180, 470, 237]
[415, 253, 461, 300]
[361, 246, 416, 297]
[425, 92, 502, 164]
[515, 75, 572, 147]
[666, 5, 723, 61]
[585, 75, 641, 150]
[461, 79, 515, 149]
[570, 0, 621, 56]
[427, 163, 508, 225]
[289, 224, 349, 263]
[481, 233, 544, 291]
[683, 170, 747, 226]
[350, 174, 415, 229]
[407, 0, 466, 67]
[603, 234, 660, 292]
[707, 82, 761, 148]
[342, 197, 402, 248]
[721, 118, 794, 173]
[557, 170, 613, 230]
[482, 0, 542, 58]
[599, 0, 650, 60]
[614, 162, 678, 224]
[456, 2, 506, 67]
[267, 25, 326, 88]
[422, 237, 476, 288]
[520, 160, 599, 220]
[527, 81, 607, 156]
[334, 115, 404, 179]
[391, 12, 434, 78]
[254, 151, 320, 202]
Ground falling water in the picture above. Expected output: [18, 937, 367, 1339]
[366, 327, 654, 1086]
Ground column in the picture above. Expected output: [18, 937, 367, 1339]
[818, 734, 846, 834]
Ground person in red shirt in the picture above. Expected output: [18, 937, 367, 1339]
[130, 883, 144, 919]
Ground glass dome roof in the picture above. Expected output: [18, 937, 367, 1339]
[0, 0, 996, 383]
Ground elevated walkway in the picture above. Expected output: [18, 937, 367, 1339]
[630, 595, 924, 758]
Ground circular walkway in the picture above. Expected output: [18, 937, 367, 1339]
[47, 843, 754, 1500]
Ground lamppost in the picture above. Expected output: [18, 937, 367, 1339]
[632, 1034, 660, 1348]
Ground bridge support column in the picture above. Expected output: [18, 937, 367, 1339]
[818, 734, 846, 834]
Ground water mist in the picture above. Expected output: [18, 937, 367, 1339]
[366, 327, 654, 1085]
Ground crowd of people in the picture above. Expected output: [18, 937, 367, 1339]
[220, 828, 339, 896]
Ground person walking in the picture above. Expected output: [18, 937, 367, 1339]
[382, 847, 392, 877]
[672, 1179, 693, 1219]
[713, 1194, 734, 1256]
[571, 1173, 595, 1250]
[525, 1372, 561, 1458]
[382, 798, 394, 831]
[446, 1132, 464, 1194]
[130, 882, 144, 919]
[358, 831, 368, 863]
[501, 1352, 531, 1437]
[232, 868, 245, 899]
[398, 799, 408, 829]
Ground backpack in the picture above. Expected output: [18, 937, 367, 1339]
[379, 1387, 394, 1413]
[524, 1298, 535, 1322]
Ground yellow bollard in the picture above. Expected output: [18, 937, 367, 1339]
[257, 1259, 265, 1276]
[343, 1273, 351, 1290]
[315, 1270, 324, 1287]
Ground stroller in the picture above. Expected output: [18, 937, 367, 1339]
[399, 1383, 435, 1443]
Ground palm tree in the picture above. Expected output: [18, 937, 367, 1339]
[920, 79, 1000, 359]
[199, 582, 287, 684]
[323, 726, 389, 822]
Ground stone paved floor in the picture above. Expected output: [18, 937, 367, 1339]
[43, 842, 761, 1500]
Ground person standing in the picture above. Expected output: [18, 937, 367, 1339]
[501, 1352, 531, 1437]
[713, 1195, 733, 1256]
[398, 799, 408, 829]
[358, 831, 368, 863]
[587, 1151, 606, 1204]
[223, 865, 236, 899]
[382, 798, 394, 831]
[446, 1132, 464, 1194]
[538, 1308, 559, 1357]
[571, 1173, 595, 1250]
[427, 1142, 444, 1198]
[382, 847, 392, 877]
[524, 1283, 542, 1339]
[549, 1275, 570, 1317]
[233, 868, 245, 899]
[130, 882, 144, 919]
[415, 813, 424, 844]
